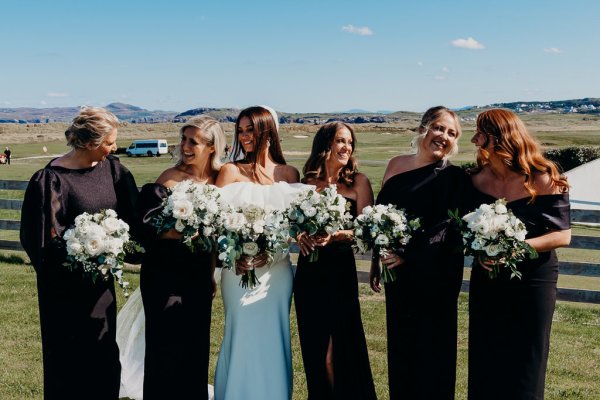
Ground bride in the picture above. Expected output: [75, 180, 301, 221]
[214, 105, 305, 400]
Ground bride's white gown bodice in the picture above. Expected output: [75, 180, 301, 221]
[215, 182, 308, 400]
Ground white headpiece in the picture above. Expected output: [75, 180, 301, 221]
[258, 105, 279, 132]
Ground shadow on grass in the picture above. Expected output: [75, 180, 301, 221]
[0, 253, 27, 264]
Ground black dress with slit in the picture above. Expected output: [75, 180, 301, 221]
[19, 155, 139, 400]
[138, 183, 214, 400]
[467, 189, 570, 400]
[375, 160, 467, 400]
[294, 198, 377, 400]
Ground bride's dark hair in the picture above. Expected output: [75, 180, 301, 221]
[231, 106, 286, 167]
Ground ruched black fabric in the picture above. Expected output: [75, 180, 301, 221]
[138, 183, 213, 400]
[294, 198, 377, 400]
[19, 155, 139, 400]
[376, 160, 468, 400]
[467, 190, 570, 400]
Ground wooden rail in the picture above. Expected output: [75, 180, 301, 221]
[2, 180, 599, 303]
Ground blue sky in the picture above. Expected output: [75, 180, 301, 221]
[1, 0, 598, 113]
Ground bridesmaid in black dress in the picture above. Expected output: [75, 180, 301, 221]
[370, 106, 467, 400]
[139, 115, 225, 400]
[294, 121, 377, 400]
[20, 107, 140, 400]
[467, 109, 571, 400]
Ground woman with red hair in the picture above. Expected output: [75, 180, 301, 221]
[468, 109, 571, 400]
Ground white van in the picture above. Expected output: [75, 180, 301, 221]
[126, 139, 168, 157]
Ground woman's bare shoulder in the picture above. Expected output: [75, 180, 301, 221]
[278, 164, 300, 183]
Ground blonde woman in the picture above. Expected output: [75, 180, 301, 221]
[117, 115, 226, 400]
[370, 106, 468, 399]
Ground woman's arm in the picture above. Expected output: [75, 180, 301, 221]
[526, 229, 571, 253]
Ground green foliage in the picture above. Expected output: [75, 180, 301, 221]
[544, 146, 600, 172]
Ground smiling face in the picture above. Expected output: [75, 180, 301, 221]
[327, 126, 353, 167]
[180, 126, 214, 165]
[237, 116, 256, 153]
[419, 113, 459, 160]
[87, 128, 117, 162]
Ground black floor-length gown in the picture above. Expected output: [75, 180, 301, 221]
[376, 160, 467, 400]
[19, 155, 139, 400]
[138, 183, 213, 400]
[467, 190, 570, 400]
[294, 198, 377, 400]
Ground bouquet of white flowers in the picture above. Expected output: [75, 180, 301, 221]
[286, 185, 352, 262]
[353, 204, 421, 283]
[450, 199, 538, 279]
[154, 180, 222, 252]
[62, 209, 143, 296]
[216, 204, 290, 289]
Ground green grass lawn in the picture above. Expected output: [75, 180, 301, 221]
[1, 260, 599, 399]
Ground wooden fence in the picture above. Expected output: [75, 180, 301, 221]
[2, 179, 599, 304]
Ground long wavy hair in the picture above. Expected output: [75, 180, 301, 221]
[302, 121, 358, 187]
[411, 105, 461, 158]
[475, 108, 569, 200]
[230, 106, 286, 174]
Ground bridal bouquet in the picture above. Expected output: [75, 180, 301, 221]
[216, 204, 290, 289]
[154, 180, 222, 252]
[450, 199, 538, 279]
[62, 209, 143, 297]
[286, 185, 352, 262]
[353, 204, 421, 283]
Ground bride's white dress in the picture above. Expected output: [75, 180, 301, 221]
[214, 181, 308, 400]
[116, 181, 307, 400]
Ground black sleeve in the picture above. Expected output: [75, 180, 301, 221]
[19, 169, 62, 272]
[136, 183, 169, 249]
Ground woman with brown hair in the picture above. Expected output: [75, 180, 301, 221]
[20, 107, 140, 399]
[370, 106, 467, 400]
[214, 106, 304, 400]
[467, 109, 571, 400]
[294, 121, 377, 399]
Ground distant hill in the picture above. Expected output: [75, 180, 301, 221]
[0, 103, 178, 123]
[1, 98, 599, 124]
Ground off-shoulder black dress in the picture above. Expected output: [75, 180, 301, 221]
[376, 160, 467, 400]
[467, 190, 570, 400]
[137, 183, 214, 400]
[294, 198, 377, 400]
[19, 155, 139, 400]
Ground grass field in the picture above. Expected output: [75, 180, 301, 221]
[1, 261, 599, 400]
[1, 117, 600, 398]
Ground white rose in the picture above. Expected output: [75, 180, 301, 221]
[172, 199, 193, 219]
[374, 234, 389, 246]
[84, 238, 104, 257]
[304, 207, 317, 217]
[252, 222, 264, 234]
[242, 242, 259, 256]
[105, 209, 117, 218]
[485, 244, 502, 257]
[66, 240, 83, 255]
[63, 229, 75, 241]
[494, 203, 508, 214]
[101, 217, 121, 234]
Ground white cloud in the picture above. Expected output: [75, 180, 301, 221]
[544, 47, 562, 54]
[40, 100, 47, 105]
[434, 76, 446, 81]
[417, 61, 423, 67]
[341, 25, 373, 36]
[47, 92, 69, 97]
[451, 37, 485, 50]
[442, 66, 450, 73]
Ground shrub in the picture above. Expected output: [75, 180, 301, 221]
[544, 146, 600, 172]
